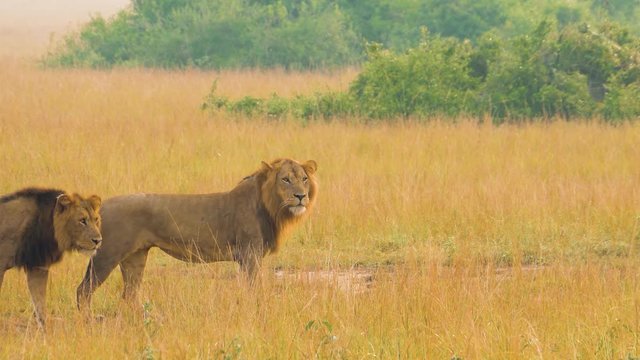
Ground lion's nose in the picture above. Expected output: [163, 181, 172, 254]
[92, 238, 102, 246]
[294, 194, 306, 201]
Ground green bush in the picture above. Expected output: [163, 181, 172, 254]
[264, 95, 290, 119]
[202, 88, 356, 121]
[44, 0, 361, 69]
[349, 34, 479, 119]
[43, 0, 640, 70]
[202, 20, 640, 122]
[480, 21, 640, 121]
[602, 77, 640, 121]
[291, 92, 356, 120]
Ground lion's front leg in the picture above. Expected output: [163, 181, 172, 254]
[236, 240, 265, 285]
[239, 255, 261, 284]
[26, 267, 49, 328]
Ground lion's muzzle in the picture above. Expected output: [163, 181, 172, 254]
[289, 205, 307, 216]
[92, 237, 102, 247]
[288, 193, 309, 216]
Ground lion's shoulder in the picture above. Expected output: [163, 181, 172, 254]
[0, 187, 64, 205]
[1, 188, 65, 270]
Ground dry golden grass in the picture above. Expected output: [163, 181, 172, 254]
[1, 57, 640, 358]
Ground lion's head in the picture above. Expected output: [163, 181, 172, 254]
[53, 193, 103, 255]
[257, 158, 318, 227]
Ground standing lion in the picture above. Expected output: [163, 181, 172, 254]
[0, 188, 102, 327]
[77, 158, 317, 310]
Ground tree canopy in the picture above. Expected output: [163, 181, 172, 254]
[43, 0, 640, 70]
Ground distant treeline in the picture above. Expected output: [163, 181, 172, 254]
[202, 22, 640, 121]
[43, 0, 640, 70]
[44, 0, 640, 121]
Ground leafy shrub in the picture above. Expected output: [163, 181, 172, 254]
[291, 92, 356, 120]
[265, 95, 290, 119]
[200, 80, 228, 111]
[202, 20, 640, 122]
[44, 0, 640, 71]
[202, 87, 356, 121]
[481, 21, 639, 121]
[228, 96, 263, 117]
[602, 77, 640, 121]
[349, 32, 479, 119]
[44, 0, 361, 70]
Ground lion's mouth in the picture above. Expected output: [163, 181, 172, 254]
[78, 248, 98, 257]
[289, 205, 307, 216]
[75, 243, 100, 256]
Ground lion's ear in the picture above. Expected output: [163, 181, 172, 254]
[87, 195, 102, 211]
[302, 160, 317, 175]
[56, 194, 73, 211]
[261, 161, 274, 170]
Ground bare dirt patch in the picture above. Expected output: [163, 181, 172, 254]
[274, 268, 377, 293]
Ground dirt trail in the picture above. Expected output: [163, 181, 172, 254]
[274, 268, 377, 293]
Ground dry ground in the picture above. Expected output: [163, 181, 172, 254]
[1, 7, 640, 358]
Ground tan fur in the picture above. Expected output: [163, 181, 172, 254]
[54, 193, 103, 254]
[0, 188, 102, 327]
[258, 158, 318, 252]
[76, 158, 318, 311]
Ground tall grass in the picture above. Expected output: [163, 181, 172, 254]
[1, 59, 640, 358]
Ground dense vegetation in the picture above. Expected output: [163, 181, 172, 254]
[44, 0, 640, 120]
[44, 0, 361, 69]
[203, 21, 640, 121]
[44, 0, 640, 70]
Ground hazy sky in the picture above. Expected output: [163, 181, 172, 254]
[0, 0, 129, 26]
[0, 0, 130, 55]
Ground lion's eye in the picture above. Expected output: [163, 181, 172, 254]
[282, 177, 291, 184]
[80, 218, 87, 226]
[302, 176, 308, 183]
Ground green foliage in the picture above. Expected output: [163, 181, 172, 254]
[43, 0, 640, 70]
[265, 94, 290, 118]
[202, 20, 640, 122]
[228, 96, 264, 117]
[418, 0, 507, 40]
[44, 0, 361, 69]
[482, 20, 640, 120]
[591, 0, 640, 26]
[602, 77, 640, 121]
[215, 338, 243, 360]
[349, 32, 479, 119]
[44, 12, 141, 68]
[44, 0, 640, 121]
[290, 91, 355, 120]
[335, 0, 506, 50]
[202, 85, 356, 121]
[481, 21, 578, 119]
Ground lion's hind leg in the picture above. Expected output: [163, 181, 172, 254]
[119, 249, 150, 302]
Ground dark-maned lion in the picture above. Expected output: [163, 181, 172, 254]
[77, 158, 317, 310]
[0, 188, 102, 326]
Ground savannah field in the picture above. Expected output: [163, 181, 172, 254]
[2, 5, 640, 359]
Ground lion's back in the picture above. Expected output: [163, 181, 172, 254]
[0, 191, 46, 238]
